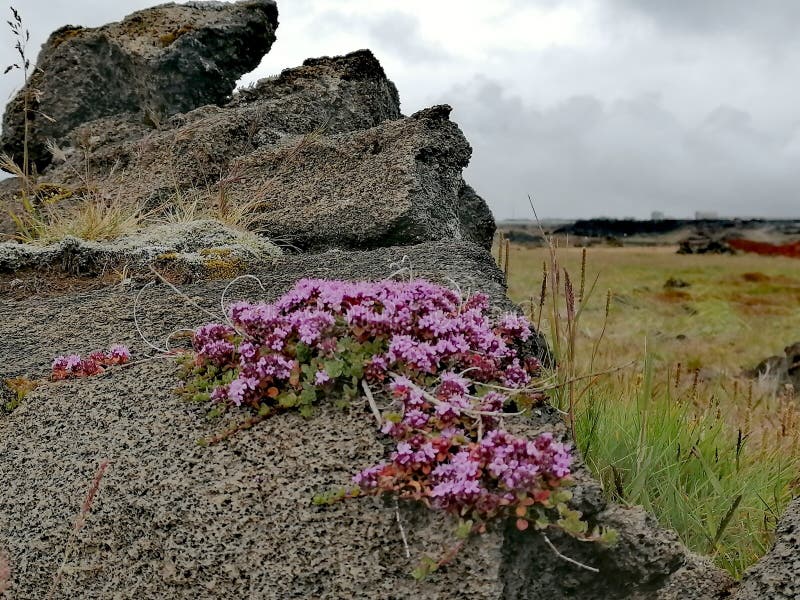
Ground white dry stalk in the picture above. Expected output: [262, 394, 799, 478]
[361, 380, 383, 428]
[148, 266, 219, 321]
[387, 372, 525, 419]
[220, 274, 267, 327]
[133, 281, 170, 353]
[395, 499, 411, 559]
[542, 534, 599, 573]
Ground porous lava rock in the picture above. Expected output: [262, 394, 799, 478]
[0, 240, 732, 599]
[0, 0, 279, 170]
[733, 497, 800, 600]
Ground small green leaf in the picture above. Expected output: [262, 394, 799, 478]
[295, 342, 311, 363]
[599, 527, 619, 547]
[455, 519, 474, 539]
[324, 360, 344, 379]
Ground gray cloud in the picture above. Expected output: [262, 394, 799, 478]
[614, 0, 800, 41]
[309, 10, 452, 64]
[446, 78, 800, 219]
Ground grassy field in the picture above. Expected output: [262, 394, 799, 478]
[503, 243, 800, 578]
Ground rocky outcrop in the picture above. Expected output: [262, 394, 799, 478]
[1, 47, 494, 251]
[1, 0, 279, 170]
[733, 497, 800, 600]
[0, 241, 543, 378]
[0, 240, 731, 599]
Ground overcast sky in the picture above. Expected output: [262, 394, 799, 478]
[2, 0, 799, 219]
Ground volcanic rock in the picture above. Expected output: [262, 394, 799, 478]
[733, 497, 800, 600]
[43, 100, 492, 251]
[1, 0, 279, 170]
[0, 220, 281, 279]
[749, 342, 800, 389]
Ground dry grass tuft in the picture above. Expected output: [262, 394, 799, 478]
[32, 197, 142, 243]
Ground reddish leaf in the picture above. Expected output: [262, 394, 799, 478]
[534, 490, 551, 503]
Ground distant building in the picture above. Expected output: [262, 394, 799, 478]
[651, 211, 665, 220]
[695, 211, 718, 220]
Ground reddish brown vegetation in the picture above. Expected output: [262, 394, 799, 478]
[741, 272, 770, 283]
[729, 239, 800, 258]
[656, 289, 692, 303]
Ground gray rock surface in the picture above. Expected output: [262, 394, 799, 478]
[0, 220, 281, 279]
[458, 182, 496, 248]
[0, 240, 731, 599]
[0, 177, 22, 239]
[501, 505, 732, 599]
[1, 0, 279, 170]
[733, 497, 800, 600]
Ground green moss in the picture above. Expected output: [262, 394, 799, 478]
[202, 255, 244, 280]
[199, 247, 232, 258]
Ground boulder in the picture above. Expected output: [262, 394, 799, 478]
[0, 240, 732, 599]
[1, 0, 279, 171]
[733, 497, 800, 600]
[748, 342, 800, 389]
[41, 101, 493, 251]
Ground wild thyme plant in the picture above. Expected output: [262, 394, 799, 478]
[179, 278, 614, 576]
[51, 345, 131, 380]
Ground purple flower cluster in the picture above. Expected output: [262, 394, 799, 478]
[191, 279, 535, 409]
[355, 368, 573, 518]
[187, 278, 572, 539]
[52, 344, 131, 380]
[426, 428, 572, 512]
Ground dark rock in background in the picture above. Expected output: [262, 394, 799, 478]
[749, 342, 800, 389]
[677, 234, 734, 255]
